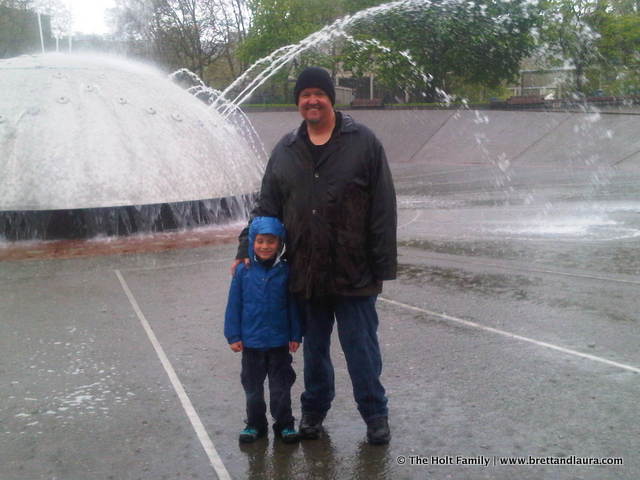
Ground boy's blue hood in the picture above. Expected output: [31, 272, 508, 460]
[248, 216, 286, 263]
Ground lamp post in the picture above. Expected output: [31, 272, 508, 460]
[37, 12, 45, 53]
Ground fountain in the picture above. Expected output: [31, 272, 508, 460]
[0, 54, 264, 241]
[1, 0, 638, 248]
[0, 1, 418, 242]
[0, 0, 430, 243]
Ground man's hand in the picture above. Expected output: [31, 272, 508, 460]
[289, 341, 300, 353]
[229, 341, 243, 352]
[230, 258, 250, 274]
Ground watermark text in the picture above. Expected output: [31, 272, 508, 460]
[395, 455, 624, 467]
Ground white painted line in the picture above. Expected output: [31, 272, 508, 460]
[115, 270, 231, 480]
[379, 296, 640, 374]
[398, 210, 422, 230]
[118, 257, 229, 273]
[394, 165, 482, 180]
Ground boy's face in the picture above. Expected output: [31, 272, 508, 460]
[254, 234, 280, 261]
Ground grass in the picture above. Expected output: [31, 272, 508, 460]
[240, 101, 493, 108]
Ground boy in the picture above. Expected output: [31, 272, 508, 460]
[224, 216, 302, 443]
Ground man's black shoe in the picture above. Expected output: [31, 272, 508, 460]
[299, 413, 324, 439]
[366, 416, 391, 445]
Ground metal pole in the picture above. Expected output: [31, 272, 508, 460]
[37, 12, 45, 54]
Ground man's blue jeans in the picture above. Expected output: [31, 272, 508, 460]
[299, 295, 388, 422]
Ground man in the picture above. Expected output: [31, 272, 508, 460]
[232, 66, 397, 445]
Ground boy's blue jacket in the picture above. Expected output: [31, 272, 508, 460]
[224, 216, 302, 348]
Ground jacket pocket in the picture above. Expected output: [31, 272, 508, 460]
[334, 231, 371, 289]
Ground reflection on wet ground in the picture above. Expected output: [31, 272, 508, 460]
[0, 224, 241, 261]
[237, 433, 394, 479]
[397, 263, 537, 300]
[399, 238, 640, 276]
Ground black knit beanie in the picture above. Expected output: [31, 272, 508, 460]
[293, 67, 335, 105]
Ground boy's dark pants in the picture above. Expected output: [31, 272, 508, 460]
[241, 346, 296, 433]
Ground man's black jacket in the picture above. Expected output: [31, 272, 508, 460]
[237, 112, 397, 299]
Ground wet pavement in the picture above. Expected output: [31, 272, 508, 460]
[2, 109, 640, 479]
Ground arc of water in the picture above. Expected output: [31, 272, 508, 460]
[215, 0, 425, 117]
[340, 33, 434, 87]
[216, 46, 299, 117]
[167, 66, 269, 164]
[216, 26, 340, 117]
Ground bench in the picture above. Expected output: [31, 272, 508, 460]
[350, 98, 385, 108]
[506, 95, 545, 105]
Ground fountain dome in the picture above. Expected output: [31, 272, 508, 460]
[0, 54, 263, 240]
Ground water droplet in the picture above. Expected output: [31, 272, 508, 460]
[57, 96, 70, 105]
[146, 107, 157, 115]
[0, 115, 5, 124]
[85, 85, 95, 93]
[171, 113, 183, 122]
[117, 97, 127, 105]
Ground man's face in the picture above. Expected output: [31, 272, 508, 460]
[254, 234, 280, 261]
[297, 87, 333, 125]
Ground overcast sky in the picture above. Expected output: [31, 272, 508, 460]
[64, 0, 115, 35]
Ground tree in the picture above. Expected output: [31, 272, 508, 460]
[596, 4, 640, 66]
[592, 3, 640, 94]
[538, 0, 603, 93]
[0, 0, 53, 57]
[234, 0, 537, 103]
[232, 0, 350, 103]
[108, 0, 250, 79]
[239, 0, 345, 63]
[106, 0, 156, 57]
[341, 0, 537, 101]
[32, 0, 72, 45]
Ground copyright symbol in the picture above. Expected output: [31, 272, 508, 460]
[397, 456, 406, 465]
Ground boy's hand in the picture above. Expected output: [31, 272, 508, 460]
[289, 341, 300, 353]
[230, 258, 250, 274]
[229, 341, 243, 352]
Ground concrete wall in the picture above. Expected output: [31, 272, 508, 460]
[247, 109, 640, 169]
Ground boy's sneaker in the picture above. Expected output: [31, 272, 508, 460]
[366, 416, 391, 445]
[276, 428, 300, 444]
[238, 427, 267, 443]
[299, 413, 324, 439]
